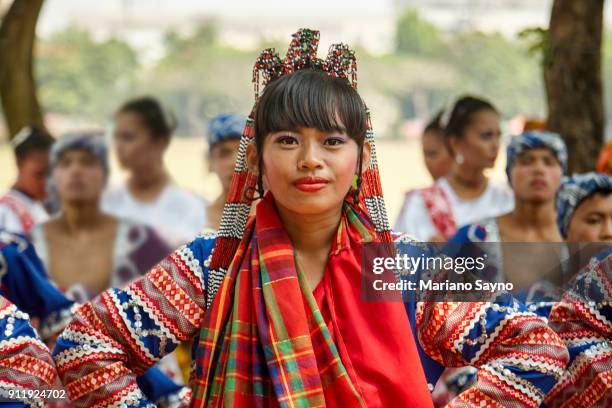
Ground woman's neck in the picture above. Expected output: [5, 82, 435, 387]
[128, 165, 169, 191]
[510, 199, 558, 229]
[58, 202, 105, 235]
[447, 164, 488, 199]
[276, 204, 342, 255]
[127, 165, 169, 201]
[450, 164, 486, 188]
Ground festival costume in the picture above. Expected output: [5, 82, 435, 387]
[0, 189, 48, 235]
[394, 177, 514, 241]
[54, 29, 568, 407]
[543, 174, 612, 407]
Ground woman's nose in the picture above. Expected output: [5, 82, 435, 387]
[298, 143, 324, 170]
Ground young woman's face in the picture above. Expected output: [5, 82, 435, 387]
[422, 131, 452, 181]
[510, 148, 563, 204]
[451, 110, 501, 170]
[566, 193, 612, 243]
[52, 150, 105, 205]
[17, 150, 49, 200]
[249, 127, 367, 217]
[114, 111, 167, 171]
[209, 139, 241, 193]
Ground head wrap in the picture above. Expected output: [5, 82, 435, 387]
[506, 131, 568, 181]
[49, 132, 109, 179]
[556, 172, 612, 237]
[596, 142, 612, 175]
[206, 114, 247, 150]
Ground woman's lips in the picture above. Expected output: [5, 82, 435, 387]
[530, 179, 548, 189]
[293, 177, 329, 192]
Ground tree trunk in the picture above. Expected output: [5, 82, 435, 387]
[545, 0, 605, 173]
[0, 0, 46, 140]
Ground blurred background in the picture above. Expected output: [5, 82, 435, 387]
[1, 0, 610, 217]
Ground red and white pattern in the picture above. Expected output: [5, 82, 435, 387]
[421, 184, 457, 240]
[0, 296, 62, 407]
[544, 252, 611, 408]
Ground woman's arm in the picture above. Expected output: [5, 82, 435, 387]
[544, 251, 611, 408]
[417, 295, 569, 407]
[53, 234, 215, 407]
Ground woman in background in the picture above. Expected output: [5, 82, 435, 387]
[103, 97, 207, 248]
[395, 96, 514, 241]
[0, 126, 53, 234]
[203, 113, 245, 230]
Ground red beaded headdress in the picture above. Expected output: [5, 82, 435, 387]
[205, 28, 391, 306]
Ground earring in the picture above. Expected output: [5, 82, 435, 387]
[456, 153, 464, 164]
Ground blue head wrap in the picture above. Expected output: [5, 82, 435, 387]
[49, 132, 109, 179]
[207, 114, 247, 150]
[506, 131, 568, 181]
[556, 172, 612, 238]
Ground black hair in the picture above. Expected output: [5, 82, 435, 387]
[423, 109, 445, 138]
[445, 96, 497, 140]
[253, 69, 368, 201]
[117, 96, 177, 141]
[12, 126, 54, 161]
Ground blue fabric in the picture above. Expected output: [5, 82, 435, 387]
[556, 173, 612, 238]
[506, 131, 567, 181]
[0, 230, 186, 405]
[207, 114, 247, 149]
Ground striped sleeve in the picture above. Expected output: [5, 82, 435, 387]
[417, 295, 569, 408]
[544, 251, 611, 408]
[53, 234, 215, 407]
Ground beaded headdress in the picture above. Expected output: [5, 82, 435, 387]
[205, 28, 391, 306]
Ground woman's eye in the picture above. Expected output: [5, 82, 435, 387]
[480, 131, 495, 140]
[325, 137, 346, 146]
[586, 216, 602, 225]
[276, 135, 298, 145]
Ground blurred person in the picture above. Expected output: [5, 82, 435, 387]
[29, 133, 187, 387]
[0, 229, 191, 407]
[557, 173, 612, 244]
[596, 141, 612, 175]
[451, 131, 566, 244]
[30, 133, 170, 301]
[0, 126, 53, 234]
[103, 96, 207, 248]
[204, 114, 246, 229]
[421, 110, 453, 181]
[54, 29, 567, 408]
[395, 96, 514, 242]
[434, 131, 567, 406]
[543, 173, 611, 407]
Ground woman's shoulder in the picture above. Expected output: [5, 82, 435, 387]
[180, 230, 217, 265]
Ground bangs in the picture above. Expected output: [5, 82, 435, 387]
[254, 70, 367, 143]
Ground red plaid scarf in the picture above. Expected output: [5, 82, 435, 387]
[192, 193, 374, 407]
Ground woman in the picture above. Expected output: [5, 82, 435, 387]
[0, 126, 53, 234]
[29, 133, 188, 392]
[102, 97, 207, 249]
[449, 131, 567, 283]
[544, 173, 611, 407]
[433, 131, 567, 405]
[395, 97, 514, 241]
[421, 111, 453, 181]
[30, 133, 170, 302]
[203, 113, 246, 230]
[54, 29, 567, 407]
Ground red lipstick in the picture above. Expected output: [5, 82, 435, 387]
[293, 176, 329, 192]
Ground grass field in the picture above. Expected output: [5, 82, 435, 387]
[0, 137, 507, 224]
